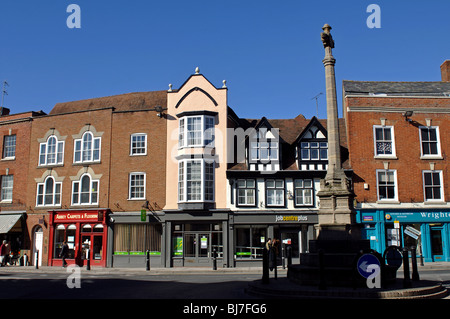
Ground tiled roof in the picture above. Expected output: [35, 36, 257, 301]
[49, 91, 167, 115]
[343, 80, 450, 96]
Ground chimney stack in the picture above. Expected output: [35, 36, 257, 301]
[441, 60, 450, 82]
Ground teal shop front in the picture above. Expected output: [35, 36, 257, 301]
[356, 209, 450, 262]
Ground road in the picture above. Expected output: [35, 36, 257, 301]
[0, 268, 266, 299]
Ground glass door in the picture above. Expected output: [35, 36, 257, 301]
[430, 226, 444, 261]
[183, 233, 211, 264]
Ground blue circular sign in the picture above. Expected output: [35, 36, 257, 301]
[357, 254, 381, 278]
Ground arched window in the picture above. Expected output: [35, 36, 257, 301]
[39, 135, 64, 166]
[36, 176, 62, 206]
[74, 131, 101, 163]
[72, 173, 99, 205]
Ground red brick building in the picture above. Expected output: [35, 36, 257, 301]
[25, 91, 166, 267]
[343, 60, 450, 262]
[0, 108, 45, 265]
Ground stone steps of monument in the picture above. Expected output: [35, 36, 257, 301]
[245, 279, 449, 299]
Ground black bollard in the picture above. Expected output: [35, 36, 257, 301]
[411, 246, 420, 281]
[212, 248, 217, 270]
[262, 248, 269, 284]
[146, 250, 150, 271]
[286, 245, 292, 267]
[402, 248, 411, 288]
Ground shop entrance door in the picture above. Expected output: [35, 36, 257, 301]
[430, 226, 444, 261]
[81, 233, 104, 266]
[280, 230, 301, 263]
[184, 233, 211, 265]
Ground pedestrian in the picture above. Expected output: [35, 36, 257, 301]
[60, 241, 69, 267]
[265, 238, 272, 251]
[0, 240, 6, 266]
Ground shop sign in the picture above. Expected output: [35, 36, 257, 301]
[55, 212, 100, 222]
[386, 211, 450, 223]
[275, 215, 308, 222]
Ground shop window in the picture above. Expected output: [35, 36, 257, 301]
[113, 224, 162, 255]
[235, 226, 266, 259]
[54, 224, 76, 259]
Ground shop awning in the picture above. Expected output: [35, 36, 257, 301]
[0, 214, 22, 234]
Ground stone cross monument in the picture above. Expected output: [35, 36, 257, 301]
[316, 24, 359, 240]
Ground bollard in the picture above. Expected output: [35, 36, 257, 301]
[262, 248, 269, 284]
[402, 248, 411, 288]
[146, 250, 150, 271]
[212, 248, 217, 270]
[86, 248, 91, 271]
[286, 245, 292, 267]
[35, 250, 39, 269]
[411, 246, 420, 281]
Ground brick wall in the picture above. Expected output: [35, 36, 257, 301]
[344, 96, 449, 204]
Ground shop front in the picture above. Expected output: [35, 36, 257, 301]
[357, 209, 450, 262]
[48, 209, 109, 267]
[163, 211, 229, 268]
[231, 211, 318, 267]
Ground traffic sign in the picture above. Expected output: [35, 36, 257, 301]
[357, 254, 380, 279]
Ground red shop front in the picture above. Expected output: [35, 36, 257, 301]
[48, 209, 109, 267]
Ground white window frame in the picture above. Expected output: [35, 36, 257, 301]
[266, 179, 285, 207]
[177, 159, 215, 203]
[130, 133, 147, 156]
[36, 176, 61, 207]
[1, 175, 13, 202]
[376, 169, 398, 201]
[236, 179, 256, 206]
[178, 115, 215, 148]
[419, 126, 442, 158]
[422, 170, 444, 202]
[39, 135, 64, 166]
[373, 125, 396, 158]
[294, 179, 314, 206]
[3, 135, 16, 159]
[129, 172, 146, 200]
[71, 173, 99, 206]
[73, 131, 101, 164]
[249, 129, 279, 163]
[300, 142, 328, 160]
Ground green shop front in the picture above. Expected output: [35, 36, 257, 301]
[357, 208, 450, 262]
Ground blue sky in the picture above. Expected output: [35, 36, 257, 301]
[1, 0, 449, 120]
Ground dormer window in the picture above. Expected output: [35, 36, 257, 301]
[248, 127, 280, 171]
[297, 123, 328, 171]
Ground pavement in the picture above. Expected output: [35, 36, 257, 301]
[1, 262, 449, 299]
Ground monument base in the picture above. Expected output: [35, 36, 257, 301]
[288, 224, 371, 287]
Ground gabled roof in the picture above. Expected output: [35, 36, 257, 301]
[50, 90, 167, 115]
